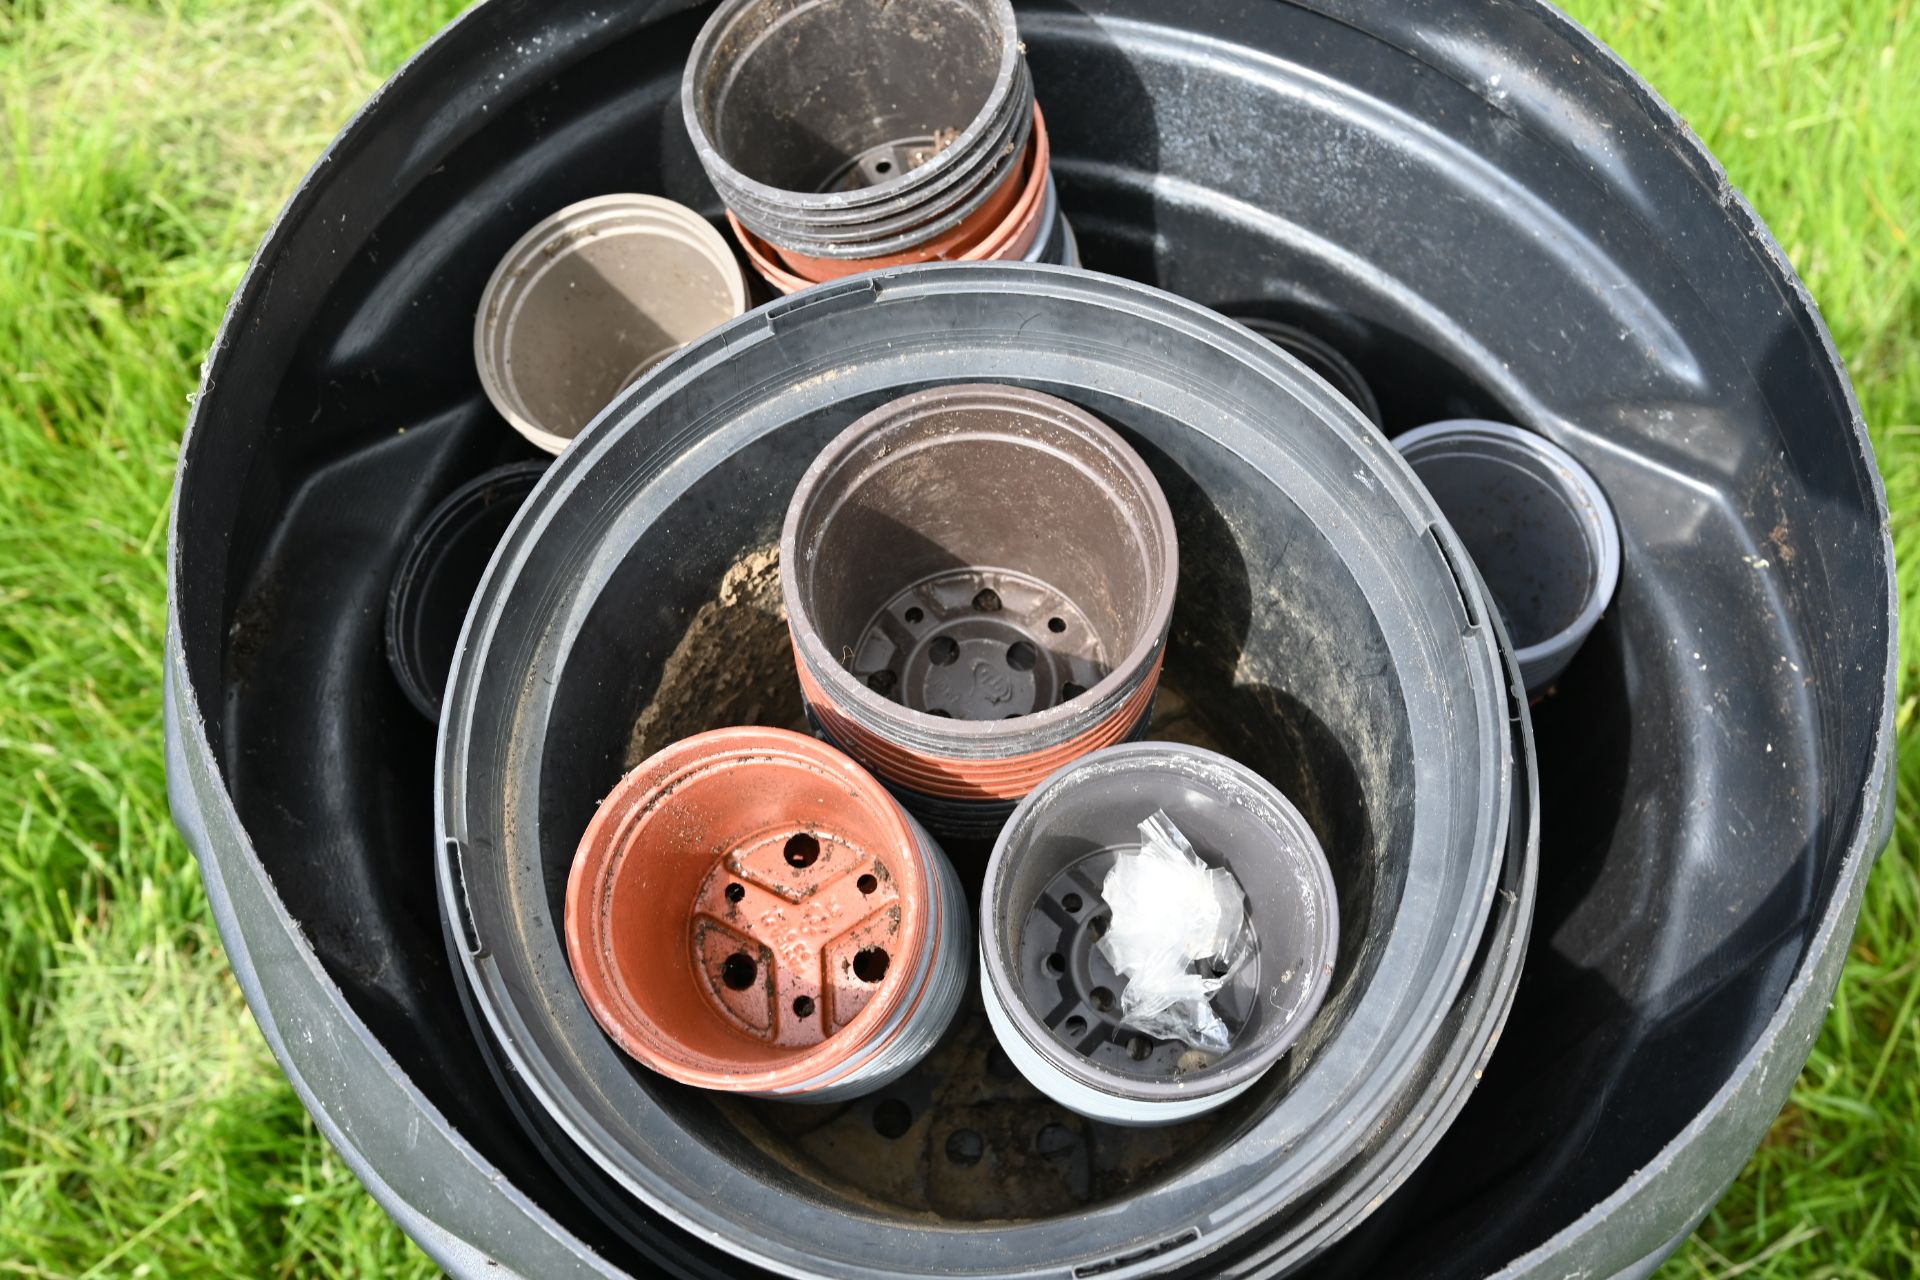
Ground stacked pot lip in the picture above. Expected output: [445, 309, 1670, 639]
[684, 0, 1032, 256]
[980, 742, 1342, 1126]
[780, 383, 1179, 819]
[684, 0, 1061, 291]
[727, 104, 1055, 293]
[563, 726, 968, 1101]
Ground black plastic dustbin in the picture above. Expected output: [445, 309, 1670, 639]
[164, 1, 1895, 1277]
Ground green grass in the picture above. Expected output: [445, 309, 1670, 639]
[0, 0, 1912, 1275]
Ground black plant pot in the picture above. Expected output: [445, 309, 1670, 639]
[433, 265, 1521, 1277]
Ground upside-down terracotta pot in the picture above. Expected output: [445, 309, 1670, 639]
[563, 727, 968, 1099]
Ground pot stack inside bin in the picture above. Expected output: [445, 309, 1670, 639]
[782, 384, 1175, 841]
[435, 242, 1556, 1273]
[413, 0, 1628, 1275]
[169, 0, 1887, 1272]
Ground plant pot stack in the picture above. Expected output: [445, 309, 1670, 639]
[684, 0, 1075, 293]
[781, 384, 1176, 839]
[431, 265, 1533, 1278]
[366, 0, 1552, 1268]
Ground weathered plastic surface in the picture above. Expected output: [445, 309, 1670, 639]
[165, 0, 1895, 1276]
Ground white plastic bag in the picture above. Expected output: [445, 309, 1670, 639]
[1095, 810, 1252, 1054]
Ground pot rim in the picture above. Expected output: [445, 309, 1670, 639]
[682, 0, 1028, 216]
[769, 104, 1052, 274]
[794, 650, 1164, 800]
[978, 741, 1342, 1107]
[473, 193, 750, 455]
[1393, 419, 1622, 676]
[732, 106, 1053, 291]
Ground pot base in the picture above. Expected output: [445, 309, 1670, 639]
[821, 134, 961, 193]
[688, 828, 907, 1047]
[1018, 850, 1257, 1077]
[855, 569, 1108, 720]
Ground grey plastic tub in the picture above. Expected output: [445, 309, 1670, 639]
[980, 742, 1341, 1126]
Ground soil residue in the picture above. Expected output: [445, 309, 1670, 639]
[625, 545, 809, 767]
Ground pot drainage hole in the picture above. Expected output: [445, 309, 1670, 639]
[784, 833, 819, 868]
[722, 953, 758, 990]
[872, 1098, 913, 1139]
[854, 946, 891, 983]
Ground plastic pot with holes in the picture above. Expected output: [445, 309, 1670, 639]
[475, 195, 749, 455]
[980, 742, 1340, 1125]
[385, 460, 548, 721]
[781, 383, 1178, 839]
[685, 0, 1034, 263]
[1394, 420, 1621, 696]
[564, 727, 967, 1101]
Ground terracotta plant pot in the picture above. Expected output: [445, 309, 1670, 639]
[564, 727, 967, 1099]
